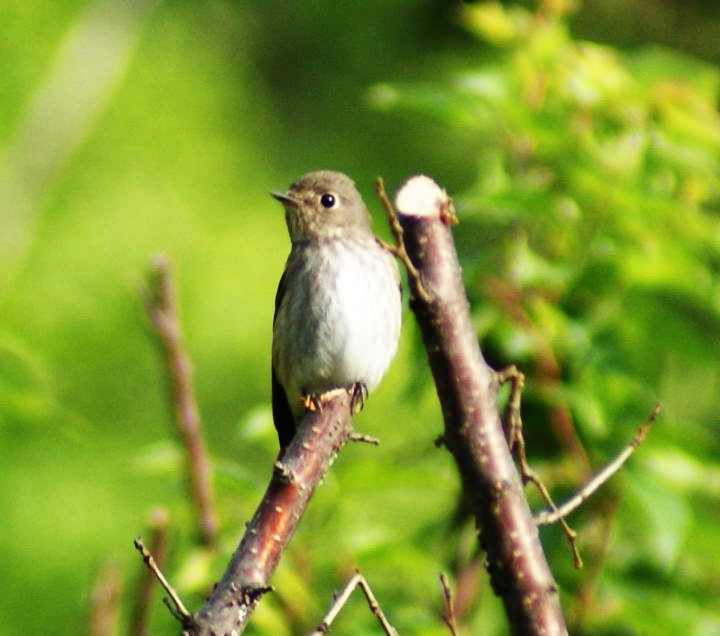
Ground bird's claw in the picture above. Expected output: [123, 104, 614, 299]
[350, 383, 368, 414]
[301, 394, 322, 412]
[299, 385, 367, 415]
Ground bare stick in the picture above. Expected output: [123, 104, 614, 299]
[387, 175, 567, 636]
[144, 256, 218, 547]
[496, 366, 583, 568]
[88, 561, 123, 636]
[133, 538, 192, 625]
[187, 390, 356, 635]
[308, 571, 398, 636]
[439, 573, 458, 636]
[130, 508, 170, 636]
[535, 405, 660, 526]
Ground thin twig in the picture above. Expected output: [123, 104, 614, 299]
[535, 405, 661, 526]
[308, 571, 398, 636]
[496, 366, 583, 568]
[439, 573, 458, 636]
[130, 508, 170, 636]
[144, 256, 218, 547]
[495, 365, 525, 450]
[349, 432, 381, 445]
[133, 538, 192, 625]
[375, 177, 431, 303]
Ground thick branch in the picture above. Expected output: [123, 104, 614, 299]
[186, 390, 354, 635]
[389, 176, 567, 635]
[145, 256, 218, 547]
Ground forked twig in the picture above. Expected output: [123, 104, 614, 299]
[496, 366, 583, 568]
[535, 405, 661, 526]
[497, 366, 660, 564]
[308, 571, 398, 636]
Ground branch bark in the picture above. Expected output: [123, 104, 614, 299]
[186, 390, 354, 635]
[387, 176, 567, 635]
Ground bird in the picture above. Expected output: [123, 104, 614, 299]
[270, 170, 402, 450]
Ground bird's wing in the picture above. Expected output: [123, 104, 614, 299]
[271, 267, 296, 449]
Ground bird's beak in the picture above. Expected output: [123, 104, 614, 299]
[271, 191, 300, 206]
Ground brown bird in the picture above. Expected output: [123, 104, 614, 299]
[271, 171, 402, 448]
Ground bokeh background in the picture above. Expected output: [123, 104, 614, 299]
[2, 0, 719, 634]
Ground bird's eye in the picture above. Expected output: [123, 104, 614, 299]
[320, 193, 337, 209]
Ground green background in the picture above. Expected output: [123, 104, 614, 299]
[1, 0, 719, 634]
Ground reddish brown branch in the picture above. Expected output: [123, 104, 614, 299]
[145, 256, 218, 547]
[386, 176, 567, 636]
[186, 390, 355, 635]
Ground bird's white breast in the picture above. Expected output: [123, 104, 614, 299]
[273, 238, 401, 410]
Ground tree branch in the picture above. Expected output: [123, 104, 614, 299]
[186, 389, 355, 635]
[144, 256, 218, 547]
[384, 175, 567, 636]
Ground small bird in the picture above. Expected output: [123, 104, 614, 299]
[271, 171, 402, 449]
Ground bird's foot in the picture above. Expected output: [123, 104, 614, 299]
[300, 387, 350, 414]
[301, 394, 322, 412]
[350, 383, 368, 415]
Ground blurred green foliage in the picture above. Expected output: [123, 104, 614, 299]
[1, 0, 719, 634]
